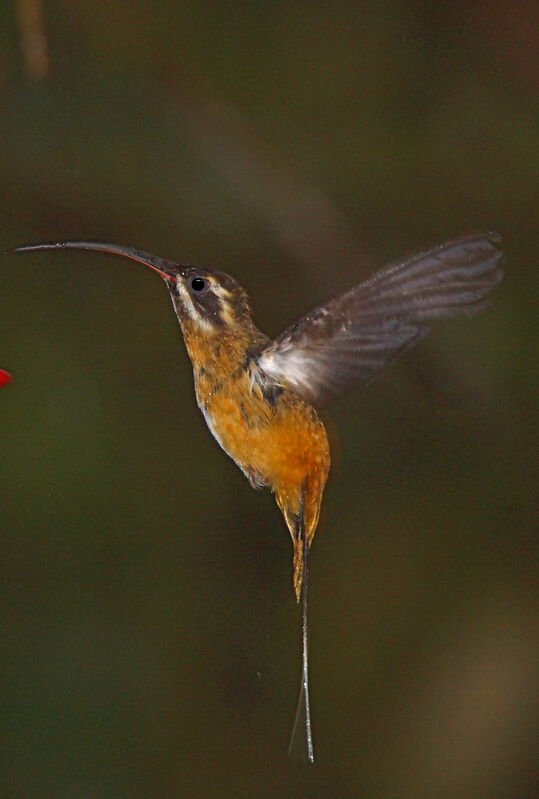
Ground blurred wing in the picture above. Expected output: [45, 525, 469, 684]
[257, 233, 504, 407]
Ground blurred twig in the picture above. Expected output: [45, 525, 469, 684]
[187, 101, 361, 267]
[166, 90, 370, 284]
[16, 0, 49, 81]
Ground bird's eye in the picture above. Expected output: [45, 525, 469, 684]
[190, 276, 207, 292]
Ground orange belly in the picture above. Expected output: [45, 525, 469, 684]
[198, 374, 330, 596]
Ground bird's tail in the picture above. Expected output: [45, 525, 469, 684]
[276, 474, 324, 601]
[288, 481, 314, 763]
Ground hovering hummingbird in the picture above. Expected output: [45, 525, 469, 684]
[6, 232, 503, 762]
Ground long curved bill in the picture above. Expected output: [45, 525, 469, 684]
[4, 241, 178, 282]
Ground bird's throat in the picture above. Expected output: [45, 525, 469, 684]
[181, 320, 269, 400]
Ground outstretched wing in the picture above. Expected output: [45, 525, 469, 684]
[257, 233, 504, 407]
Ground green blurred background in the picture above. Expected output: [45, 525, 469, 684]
[1, 2, 537, 797]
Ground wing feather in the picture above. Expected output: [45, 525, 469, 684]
[257, 233, 504, 406]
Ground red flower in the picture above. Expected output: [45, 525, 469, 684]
[0, 369, 12, 387]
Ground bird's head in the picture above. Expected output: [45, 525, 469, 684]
[166, 264, 253, 335]
[5, 241, 254, 338]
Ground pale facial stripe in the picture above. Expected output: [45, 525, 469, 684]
[211, 282, 236, 326]
[176, 281, 214, 332]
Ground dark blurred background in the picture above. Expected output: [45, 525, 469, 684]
[1, 2, 537, 797]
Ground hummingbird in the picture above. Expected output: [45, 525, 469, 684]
[6, 232, 504, 762]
